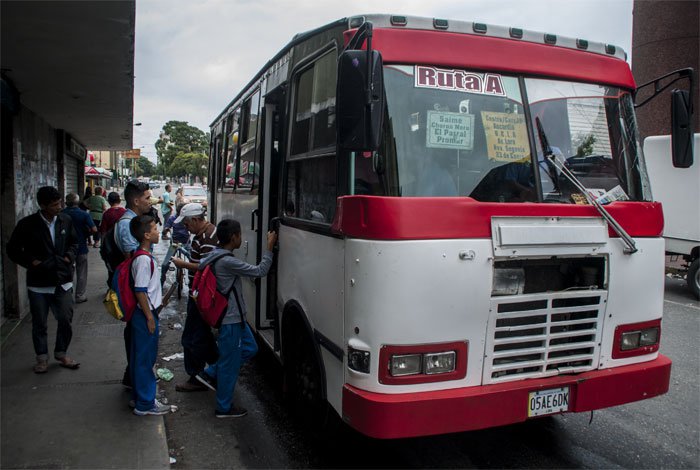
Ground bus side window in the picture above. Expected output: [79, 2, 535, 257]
[285, 48, 338, 224]
[222, 109, 241, 190]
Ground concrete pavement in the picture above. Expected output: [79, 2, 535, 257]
[1, 247, 171, 469]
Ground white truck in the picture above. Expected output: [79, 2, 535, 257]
[645, 134, 700, 299]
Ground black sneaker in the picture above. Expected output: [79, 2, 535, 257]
[215, 406, 247, 418]
[195, 372, 217, 391]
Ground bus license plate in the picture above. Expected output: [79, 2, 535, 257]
[528, 387, 569, 417]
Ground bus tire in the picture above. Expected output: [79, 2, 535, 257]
[688, 258, 700, 300]
[282, 323, 328, 428]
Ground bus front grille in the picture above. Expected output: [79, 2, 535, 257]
[483, 291, 607, 384]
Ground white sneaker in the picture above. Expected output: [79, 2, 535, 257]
[133, 399, 170, 416]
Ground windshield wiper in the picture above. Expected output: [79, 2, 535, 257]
[535, 117, 638, 255]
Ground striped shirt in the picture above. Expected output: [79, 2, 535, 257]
[188, 222, 217, 283]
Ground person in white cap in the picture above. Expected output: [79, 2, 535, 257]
[171, 203, 220, 392]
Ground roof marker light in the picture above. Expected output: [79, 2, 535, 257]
[473, 23, 487, 34]
[544, 33, 557, 44]
[349, 16, 365, 29]
[390, 15, 407, 26]
[576, 39, 589, 49]
[509, 28, 523, 39]
[605, 44, 616, 55]
[433, 18, 449, 30]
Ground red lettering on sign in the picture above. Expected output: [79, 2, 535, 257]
[417, 66, 436, 87]
[484, 74, 506, 96]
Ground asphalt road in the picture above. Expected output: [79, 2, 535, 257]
[154, 232, 699, 469]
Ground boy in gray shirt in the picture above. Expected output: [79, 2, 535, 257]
[195, 219, 277, 418]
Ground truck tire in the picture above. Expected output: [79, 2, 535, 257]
[688, 258, 700, 300]
[283, 328, 328, 427]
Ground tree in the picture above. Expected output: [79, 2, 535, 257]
[155, 121, 209, 171]
[574, 134, 597, 158]
[136, 156, 156, 177]
[168, 152, 209, 180]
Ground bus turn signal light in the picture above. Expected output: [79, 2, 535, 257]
[612, 319, 661, 359]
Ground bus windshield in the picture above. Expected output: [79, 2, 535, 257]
[371, 65, 651, 204]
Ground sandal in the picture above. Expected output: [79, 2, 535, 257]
[57, 357, 80, 369]
[33, 361, 48, 374]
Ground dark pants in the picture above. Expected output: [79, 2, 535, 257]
[27, 287, 74, 361]
[182, 297, 218, 377]
[130, 307, 160, 411]
[92, 218, 101, 244]
[122, 323, 132, 386]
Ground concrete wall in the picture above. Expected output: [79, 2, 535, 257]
[632, 0, 700, 139]
[1, 104, 60, 319]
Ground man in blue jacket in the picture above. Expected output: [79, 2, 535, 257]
[62, 193, 96, 303]
[7, 186, 80, 374]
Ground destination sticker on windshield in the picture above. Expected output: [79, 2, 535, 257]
[481, 111, 529, 162]
[415, 66, 506, 96]
[426, 111, 474, 150]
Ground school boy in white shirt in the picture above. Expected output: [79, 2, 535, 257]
[129, 214, 169, 416]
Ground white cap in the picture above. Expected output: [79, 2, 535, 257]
[175, 203, 206, 223]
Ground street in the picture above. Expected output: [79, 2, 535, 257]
[154, 229, 700, 469]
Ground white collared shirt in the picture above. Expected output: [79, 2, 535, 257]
[28, 211, 73, 294]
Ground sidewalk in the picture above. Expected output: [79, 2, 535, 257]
[1, 247, 170, 469]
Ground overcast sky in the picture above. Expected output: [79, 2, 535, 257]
[132, 0, 633, 163]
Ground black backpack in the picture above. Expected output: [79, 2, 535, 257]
[100, 214, 133, 283]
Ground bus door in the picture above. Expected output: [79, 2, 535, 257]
[256, 90, 284, 351]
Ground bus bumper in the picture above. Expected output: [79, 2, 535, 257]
[342, 354, 671, 439]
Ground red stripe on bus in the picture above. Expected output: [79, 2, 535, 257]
[344, 28, 636, 89]
[342, 355, 671, 439]
[331, 197, 664, 240]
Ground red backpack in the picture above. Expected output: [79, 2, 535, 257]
[191, 252, 243, 328]
[111, 249, 154, 322]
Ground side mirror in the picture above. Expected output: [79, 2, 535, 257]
[671, 89, 694, 168]
[337, 50, 385, 151]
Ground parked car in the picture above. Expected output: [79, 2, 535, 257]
[181, 185, 208, 206]
[149, 181, 160, 190]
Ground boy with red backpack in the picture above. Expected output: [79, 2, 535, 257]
[128, 214, 170, 416]
[194, 219, 277, 418]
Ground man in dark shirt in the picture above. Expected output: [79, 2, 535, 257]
[7, 186, 80, 373]
[171, 203, 219, 391]
[62, 193, 97, 303]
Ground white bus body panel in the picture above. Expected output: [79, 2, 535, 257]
[644, 134, 700, 257]
[277, 225, 345, 411]
[342, 236, 664, 395]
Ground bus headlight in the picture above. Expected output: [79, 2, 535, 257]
[613, 320, 661, 358]
[390, 354, 422, 376]
[379, 341, 468, 385]
[424, 351, 456, 374]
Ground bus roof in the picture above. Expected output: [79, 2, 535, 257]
[210, 14, 628, 128]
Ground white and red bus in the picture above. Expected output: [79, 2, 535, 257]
[208, 14, 693, 439]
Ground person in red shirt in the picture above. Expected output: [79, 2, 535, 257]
[101, 192, 127, 235]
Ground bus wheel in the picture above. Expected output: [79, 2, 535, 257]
[284, 332, 327, 427]
[688, 258, 700, 300]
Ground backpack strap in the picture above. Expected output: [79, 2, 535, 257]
[129, 249, 155, 289]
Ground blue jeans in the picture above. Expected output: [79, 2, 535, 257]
[205, 323, 258, 413]
[182, 297, 218, 378]
[130, 307, 160, 411]
[27, 287, 74, 361]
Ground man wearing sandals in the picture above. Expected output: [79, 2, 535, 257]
[7, 186, 81, 373]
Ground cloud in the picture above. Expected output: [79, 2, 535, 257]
[133, 0, 633, 156]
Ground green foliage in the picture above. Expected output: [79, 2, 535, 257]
[155, 121, 209, 171]
[168, 152, 209, 178]
[574, 134, 597, 158]
[135, 156, 156, 177]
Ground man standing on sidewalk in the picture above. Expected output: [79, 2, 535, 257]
[160, 184, 174, 239]
[62, 193, 97, 303]
[171, 203, 219, 392]
[114, 180, 153, 388]
[6, 186, 81, 373]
